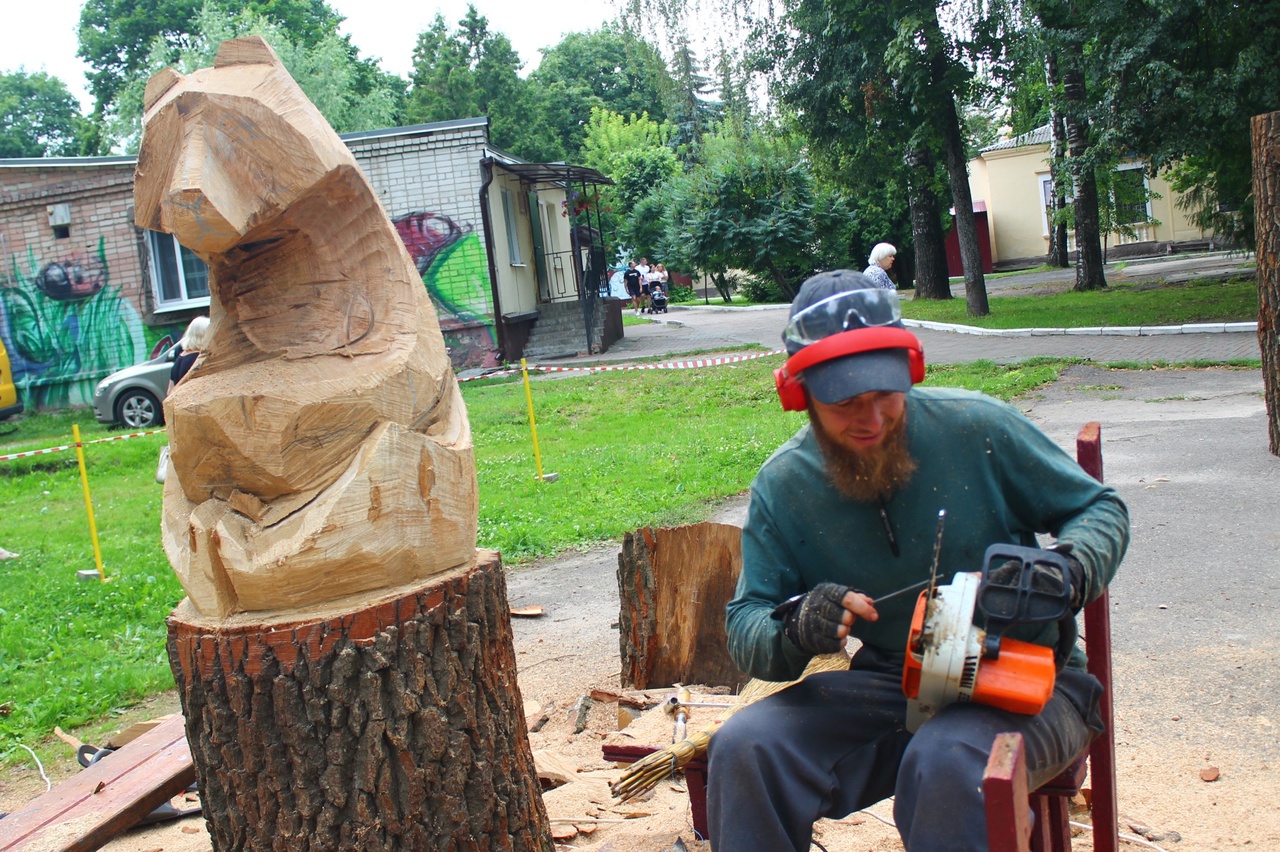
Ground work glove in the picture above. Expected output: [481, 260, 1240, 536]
[773, 582, 853, 655]
[987, 543, 1087, 613]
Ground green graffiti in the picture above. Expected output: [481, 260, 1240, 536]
[424, 233, 494, 324]
[1, 237, 145, 410]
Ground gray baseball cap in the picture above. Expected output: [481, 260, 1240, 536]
[784, 270, 913, 404]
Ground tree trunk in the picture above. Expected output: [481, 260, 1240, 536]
[1062, 63, 1108, 291]
[905, 147, 953, 301]
[1251, 111, 1280, 456]
[617, 524, 748, 692]
[939, 94, 990, 315]
[1045, 54, 1071, 268]
[167, 551, 553, 851]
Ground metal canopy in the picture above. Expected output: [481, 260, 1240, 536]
[494, 161, 613, 187]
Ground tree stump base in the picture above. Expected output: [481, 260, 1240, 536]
[166, 550, 552, 851]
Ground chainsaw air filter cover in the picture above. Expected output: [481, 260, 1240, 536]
[977, 544, 1073, 661]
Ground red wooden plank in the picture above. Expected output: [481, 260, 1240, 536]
[1, 714, 195, 852]
[984, 732, 1032, 852]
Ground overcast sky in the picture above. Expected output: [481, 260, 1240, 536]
[0, 0, 620, 112]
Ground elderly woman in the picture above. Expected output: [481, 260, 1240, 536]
[169, 315, 209, 391]
[863, 243, 898, 290]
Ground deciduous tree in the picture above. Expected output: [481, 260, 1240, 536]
[0, 70, 83, 157]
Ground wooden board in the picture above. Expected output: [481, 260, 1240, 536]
[1, 714, 194, 852]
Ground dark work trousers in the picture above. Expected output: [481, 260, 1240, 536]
[705, 645, 1104, 851]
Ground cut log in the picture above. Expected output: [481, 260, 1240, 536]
[135, 36, 477, 618]
[167, 551, 552, 851]
[617, 523, 748, 691]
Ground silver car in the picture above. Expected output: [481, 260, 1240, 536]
[93, 345, 178, 429]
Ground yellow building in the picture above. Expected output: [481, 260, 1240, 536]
[968, 125, 1212, 265]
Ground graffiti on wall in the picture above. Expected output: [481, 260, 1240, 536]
[393, 211, 498, 368]
[0, 237, 146, 410]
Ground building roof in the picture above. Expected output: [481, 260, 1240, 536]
[981, 124, 1052, 153]
[491, 161, 613, 187]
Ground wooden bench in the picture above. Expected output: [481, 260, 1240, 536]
[1, 714, 196, 852]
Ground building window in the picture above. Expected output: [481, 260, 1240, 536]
[501, 187, 523, 265]
[147, 231, 210, 310]
[1112, 165, 1151, 226]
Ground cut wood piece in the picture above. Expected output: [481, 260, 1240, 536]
[1, 714, 194, 852]
[167, 551, 552, 851]
[532, 750, 580, 788]
[617, 523, 748, 691]
[135, 35, 477, 618]
[510, 605, 545, 617]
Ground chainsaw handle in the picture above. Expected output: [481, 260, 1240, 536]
[977, 544, 1073, 660]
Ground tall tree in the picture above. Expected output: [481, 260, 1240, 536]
[77, 0, 348, 149]
[885, 0, 992, 312]
[101, 4, 401, 151]
[775, 0, 951, 299]
[0, 70, 83, 157]
[528, 24, 673, 159]
[665, 38, 721, 158]
[406, 7, 561, 161]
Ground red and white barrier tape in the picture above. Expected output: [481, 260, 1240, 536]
[0, 428, 167, 462]
[5, 353, 782, 460]
[458, 349, 785, 383]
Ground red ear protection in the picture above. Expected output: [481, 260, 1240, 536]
[773, 327, 926, 412]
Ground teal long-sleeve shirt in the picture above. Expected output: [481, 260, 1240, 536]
[727, 387, 1130, 682]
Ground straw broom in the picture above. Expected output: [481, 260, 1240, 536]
[610, 652, 850, 801]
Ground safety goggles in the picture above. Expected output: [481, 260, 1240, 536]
[783, 287, 903, 349]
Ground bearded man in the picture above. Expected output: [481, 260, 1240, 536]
[705, 271, 1130, 851]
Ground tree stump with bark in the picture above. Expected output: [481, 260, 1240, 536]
[1252, 110, 1280, 456]
[617, 523, 748, 691]
[168, 552, 551, 851]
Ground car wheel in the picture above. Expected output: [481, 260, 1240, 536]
[115, 388, 163, 429]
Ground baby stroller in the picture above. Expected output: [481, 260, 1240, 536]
[649, 285, 669, 313]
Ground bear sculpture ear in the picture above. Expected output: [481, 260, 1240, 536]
[214, 35, 282, 69]
[143, 67, 183, 112]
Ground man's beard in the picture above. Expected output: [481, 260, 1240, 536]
[809, 408, 917, 503]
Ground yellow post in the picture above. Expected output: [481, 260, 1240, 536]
[520, 358, 550, 483]
[72, 424, 107, 581]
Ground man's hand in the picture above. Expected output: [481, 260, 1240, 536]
[776, 582, 878, 655]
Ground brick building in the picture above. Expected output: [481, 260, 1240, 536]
[0, 117, 614, 414]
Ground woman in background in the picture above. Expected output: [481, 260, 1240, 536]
[169, 316, 209, 392]
[864, 243, 898, 290]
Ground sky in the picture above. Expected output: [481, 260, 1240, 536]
[0, 0, 620, 112]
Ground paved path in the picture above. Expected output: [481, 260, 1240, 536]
[541, 252, 1261, 368]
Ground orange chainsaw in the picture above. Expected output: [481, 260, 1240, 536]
[901, 512, 1075, 732]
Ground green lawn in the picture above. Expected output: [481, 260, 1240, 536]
[0, 356, 1085, 760]
[899, 276, 1257, 328]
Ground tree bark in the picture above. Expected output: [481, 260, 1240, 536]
[938, 94, 990, 315]
[1062, 63, 1108, 291]
[1251, 111, 1280, 456]
[1045, 54, 1071, 268]
[905, 147, 953, 301]
[167, 552, 552, 852]
[617, 524, 748, 692]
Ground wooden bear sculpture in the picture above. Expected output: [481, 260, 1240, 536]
[135, 37, 479, 617]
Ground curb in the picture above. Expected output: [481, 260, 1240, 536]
[901, 319, 1257, 337]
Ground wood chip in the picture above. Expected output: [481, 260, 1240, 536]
[533, 749, 580, 789]
[182, 825, 202, 834]
[1200, 766, 1220, 782]
[550, 823, 579, 840]
[510, 605, 545, 617]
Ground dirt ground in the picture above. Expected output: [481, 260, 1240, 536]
[4, 365, 1278, 851]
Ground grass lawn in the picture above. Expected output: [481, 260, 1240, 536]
[0, 356, 1083, 761]
[899, 276, 1257, 328]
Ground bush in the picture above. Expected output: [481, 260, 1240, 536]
[667, 284, 696, 303]
[738, 274, 788, 304]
